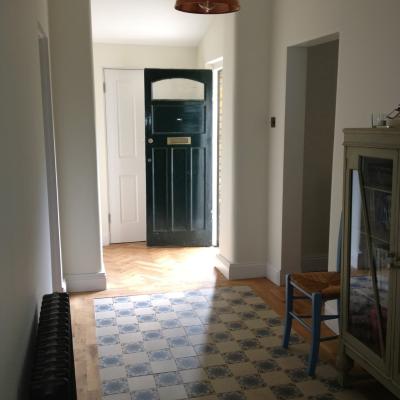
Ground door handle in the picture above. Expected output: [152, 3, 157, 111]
[148, 138, 154, 144]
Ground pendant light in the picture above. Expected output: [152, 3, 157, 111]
[175, 0, 240, 14]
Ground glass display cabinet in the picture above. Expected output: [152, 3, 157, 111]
[338, 128, 400, 397]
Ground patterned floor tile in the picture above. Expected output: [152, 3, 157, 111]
[179, 368, 207, 383]
[158, 384, 187, 400]
[185, 381, 215, 398]
[211, 377, 241, 393]
[102, 378, 129, 396]
[93, 287, 369, 400]
[128, 375, 157, 391]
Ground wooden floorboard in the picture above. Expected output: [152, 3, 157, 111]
[70, 243, 394, 400]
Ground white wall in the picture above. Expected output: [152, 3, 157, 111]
[0, 0, 53, 397]
[92, 43, 198, 244]
[267, 0, 400, 279]
[198, 1, 274, 280]
[48, 0, 105, 291]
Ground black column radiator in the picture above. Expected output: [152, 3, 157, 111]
[30, 293, 77, 400]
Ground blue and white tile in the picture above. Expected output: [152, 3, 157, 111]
[100, 354, 124, 369]
[98, 344, 123, 357]
[244, 349, 270, 362]
[126, 363, 153, 378]
[198, 354, 225, 367]
[205, 365, 232, 380]
[207, 323, 228, 334]
[184, 326, 207, 336]
[144, 339, 169, 352]
[151, 298, 172, 307]
[155, 306, 174, 314]
[131, 388, 160, 400]
[157, 312, 178, 321]
[179, 318, 202, 327]
[94, 297, 113, 305]
[244, 319, 267, 330]
[102, 378, 129, 396]
[211, 377, 241, 394]
[100, 366, 127, 381]
[116, 309, 136, 317]
[96, 303, 115, 313]
[163, 328, 186, 338]
[236, 374, 266, 390]
[222, 351, 249, 365]
[134, 301, 153, 309]
[143, 330, 164, 341]
[138, 314, 158, 323]
[123, 352, 149, 365]
[114, 302, 134, 310]
[160, 320, 182, 330]
[128, 375, 156, 392]
[218, 314, 239, 323]
[184, 381, 214, 398]
[215, 341, 241, 354]
[96, 311, 117, 320]
[158, 384, 187, 400]
[119, 324, 140, 334]
[98, 334, 120, 347]
[116, 316, 138, 325]
[228, 362, 258, 377]
[155, 372, 182, 387]
[171, 346, 196, 359]
[175, 357, 201, 371]
[270, 383, 304, 400]
[97, 318, 118, 328]
[172, 303, 194, 312]
[186, 295, 207, 304]
[167, 336, 191, 348]
[140, 322, 162, 331]
[188, 334, 209, 346]
[120, 332, 143, 344]
[135, 307, 156, 316]
[179, 368, 207, 383]
[97, 326, 120, 337]
[149, 349, 173, 362]
[102, 393, 130, 400]
[151, 360, 178, 374]
[122, 342, 145, 354]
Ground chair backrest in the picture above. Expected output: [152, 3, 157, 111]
[336, 212, 343, 273]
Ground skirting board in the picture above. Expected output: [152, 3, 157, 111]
[266, 262, 282, 286]
[216, 254, 267, 281]
[65, 271, 107, 293]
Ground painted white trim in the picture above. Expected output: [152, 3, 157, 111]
[266, 262, 282, 286]
[302, 254, 329, 272]
[65, 270, 107, 293]
[216, 254, 266, 280]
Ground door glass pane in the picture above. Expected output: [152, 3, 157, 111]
[348, 157, 392, 357]
[152, 78, 205, 100]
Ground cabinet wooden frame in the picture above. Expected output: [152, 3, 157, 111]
[338, 128, 400, 397]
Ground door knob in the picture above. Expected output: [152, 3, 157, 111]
[148, 138, 154, 144]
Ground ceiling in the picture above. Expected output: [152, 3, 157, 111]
[91, 0, 215, 46]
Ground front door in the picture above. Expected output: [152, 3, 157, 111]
[145, 69, 212, 246]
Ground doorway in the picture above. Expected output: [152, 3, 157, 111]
[105, 68, 214, 247]
[282, 36, 339, 275]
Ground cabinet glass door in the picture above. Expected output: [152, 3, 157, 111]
[347, 156, 393, 358]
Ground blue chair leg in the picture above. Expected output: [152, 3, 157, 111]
[308, 292, 322, 376]
[282, 274, 293, 349]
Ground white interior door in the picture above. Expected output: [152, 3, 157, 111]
[105, 69, 146, 243]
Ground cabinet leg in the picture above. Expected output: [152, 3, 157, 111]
[336, 342, 353, 388]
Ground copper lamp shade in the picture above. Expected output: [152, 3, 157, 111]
[175, 0, 240, 14]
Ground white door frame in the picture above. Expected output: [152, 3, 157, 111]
[38, 26, 65, 292]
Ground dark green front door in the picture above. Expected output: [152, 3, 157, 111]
[145, 69, 212, 246]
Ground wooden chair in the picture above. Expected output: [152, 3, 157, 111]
[282, 217, 342, 376]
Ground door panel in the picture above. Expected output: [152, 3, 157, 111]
[105, 69, 146, 243]
[145, 69, 212, 246]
